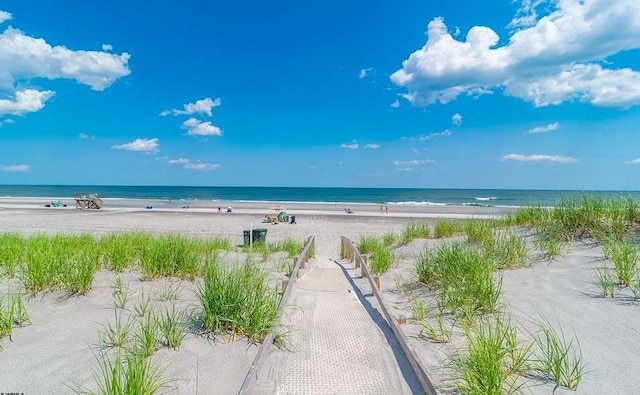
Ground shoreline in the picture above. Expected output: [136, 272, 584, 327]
[0, 196, 517, 220]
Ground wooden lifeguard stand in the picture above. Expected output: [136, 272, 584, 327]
[74, 193, 103, 209]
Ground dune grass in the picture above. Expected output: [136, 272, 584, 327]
[133, 310, 161, 357]
[608, 239, 639, 287]
[0, 233, 24, 278]
[465, 220, 494, 245]
[157, 304, 189, 350]
[433, 220, 464, 239]
[411, 299, 428, 322]
[420, 312, 453, 344]
[17, 234, 104, 294]
[155, 281, 183, 302]
[100, 309, 135, 350]
[0, 292, 30, 347]
[368, 243, 396, 275]
[407, 198, 607, 393]
[535, 234, 563, 260]
[355, 236, 396, 274]
[269, 238, 305, 257]
[456, 317, 530, 395]
[138, 234, 201, 280]
[417, 242, 502, 320]
[596, 267, 615, 298]
[99, 232, 150, 272]
[1, 232, 243, 295]
[203, 236, 234, 252]
[357, 236, 381, 255]
[197, 255, 279, 342]
[482, 232, 528, 270]
[507, 195, 640, 246]
[382, 232, 397, 247]
[111, 277, 131, 310]
[503, 205, 548, 228]
[81, 350, 169, 395]
[531, 317, 585, 391]
[402, 222, 431, 244]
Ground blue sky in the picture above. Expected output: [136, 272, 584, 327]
[1, 0, 639, 189]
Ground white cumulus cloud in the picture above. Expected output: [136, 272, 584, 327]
[452, 113, 462, 126]
[391, 0, 640, 107]
[624, 158, 640, 164]
[525, 122, 559, 134]
[167, 157, 220, 170]
[184, 162, 221, 171]
[509, 0, 550, 29]
[182, 118, 222, 136]
[420, 129, 451, 140]
[0, 10, 11, 24]
[78, 132, 96, 140]
[0, 164, 30, 172]
[340, 141, 359, 150]
[0, 118, 14, 127]
[365, 144, 381, 149]
[359, 68, 374, 79]
[0, 26, 131, 92]
[102, 43, 113, 52]
[112, 138, 159, 152]
[0, 89, 55, 116]
[168, 158, 191, 165]
[393, 159, 435, 166]
[393, 158, 435, 171]
[501, 154, 578, 163]
[161, 97, 221, 117]
[390, 100, 400, 108]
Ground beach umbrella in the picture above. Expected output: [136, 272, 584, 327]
[269, 204, 285, 212]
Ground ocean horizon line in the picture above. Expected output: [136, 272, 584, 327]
[1, 184, 640, 192]
[1, 185, 639, 208]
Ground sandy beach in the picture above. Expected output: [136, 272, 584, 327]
[0, 197, 638, 394]
[0, 198, 462, 394]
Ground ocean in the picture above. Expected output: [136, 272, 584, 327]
[1, 185, 639, 207]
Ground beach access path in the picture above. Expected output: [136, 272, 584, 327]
[253, 253, 422, 394]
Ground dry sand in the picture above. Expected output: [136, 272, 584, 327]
[0, 199, 474, 394]
[367, 233, 640, 394]
[1, 198, 636, 394]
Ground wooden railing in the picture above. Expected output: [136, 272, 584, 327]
[238, 236, 315, 395]
[340, 236, 438, 395]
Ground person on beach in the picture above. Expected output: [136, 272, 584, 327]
[385, 205, 388, 214]
[380, 205, 384, 214]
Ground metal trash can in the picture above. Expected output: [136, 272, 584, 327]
[243, 230, 251, 246]
[252, 228, 268, 244]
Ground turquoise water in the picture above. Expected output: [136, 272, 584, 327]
[1, 185, 639, 207]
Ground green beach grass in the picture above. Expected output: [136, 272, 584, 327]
[401, 222, 431, 244]
[196, 255, 279, 342]
[402, 196, 633, 393]
[0, 229, 307, 358]
[0, 292, 30, 348]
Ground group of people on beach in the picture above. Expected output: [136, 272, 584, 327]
[344, 205, 389, 215]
